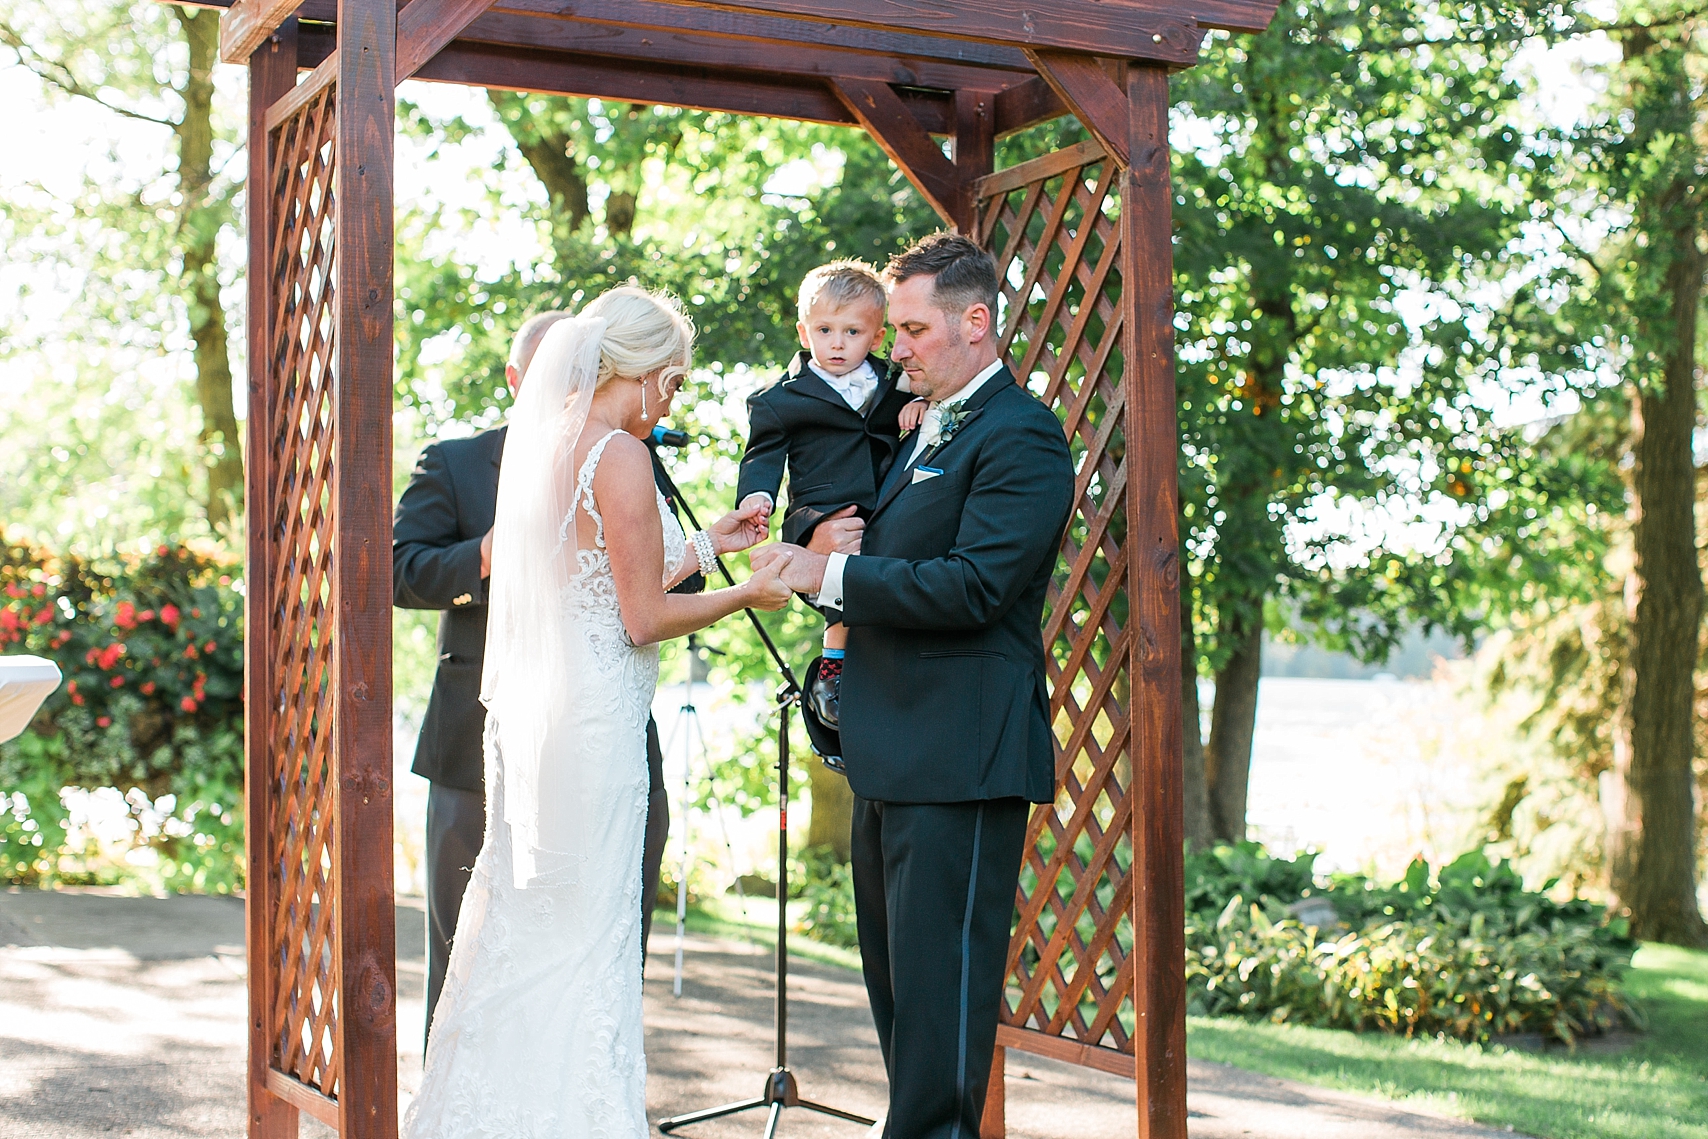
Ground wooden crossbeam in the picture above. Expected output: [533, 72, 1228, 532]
[831, 76, 960, 226]
[397, 0, 495, 80]
[635, 0, 1257, 57]
[219, 0, 302, 63]
[1027, 51, 1150, 169]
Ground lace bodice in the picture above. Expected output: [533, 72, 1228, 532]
[563, 429, 689, 621]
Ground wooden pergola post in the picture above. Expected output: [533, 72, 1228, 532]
[206, 2, 1282, 1135]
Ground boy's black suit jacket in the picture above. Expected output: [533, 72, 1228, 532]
[838, 367, 1074, 805]
[393, 424, 703, 791]
[736, 350, 914, 546]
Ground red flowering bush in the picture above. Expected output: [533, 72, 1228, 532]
[0, 532, 243, 890]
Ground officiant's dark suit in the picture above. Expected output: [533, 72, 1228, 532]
[834, 360, 1073, 1137]
[394, 424, 699, 1041]
[735, 349, 913, 546]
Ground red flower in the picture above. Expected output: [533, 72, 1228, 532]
[84, 648, 100, 665]
[159, 604, 180, 628]
[139, 609, 155, 622]
[96, 716, 111, 728]
[157, 545, 170, 556]
[3, 585, 21, 599]
[110, 676, 124, 688]
[34, 608, 52, 625]
[180, 696, 198, 713]
[217, 576, 230, 586]
[66, 680, 77, 695]
[71, 693, 84, 705]
[190, 608, 202, 619]
[115, 601, 137, 629]
[140, 682, 156, 695]
[97, 644, 125, 670]
[204, 640, 216, 654]
[184, 644, 199, 660]
[30, 584, 44, 598]
[54, 630, 71, 646]
[0, 610, 16, 632]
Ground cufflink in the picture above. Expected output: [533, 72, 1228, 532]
[453, 593, 473, 606]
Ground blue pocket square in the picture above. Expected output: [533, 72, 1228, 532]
[910, 465, 944, 485]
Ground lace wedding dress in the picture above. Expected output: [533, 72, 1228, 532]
[403, 428, 686, 1138]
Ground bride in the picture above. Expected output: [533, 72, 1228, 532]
[403, 286, 793, 1136]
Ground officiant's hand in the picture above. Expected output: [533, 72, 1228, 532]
[807, 506, 863, 555]
[708, 500, 771, 556]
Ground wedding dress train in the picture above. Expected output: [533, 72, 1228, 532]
[403, 428, 686, 1138]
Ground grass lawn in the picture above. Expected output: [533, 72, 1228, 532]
[1186, 943, 1708, 1139]
[652, 895, 863, 972]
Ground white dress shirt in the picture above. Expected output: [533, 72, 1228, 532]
[819, 357, 1007, 612]
[808, 357, 880, 413]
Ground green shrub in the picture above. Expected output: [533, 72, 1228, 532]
[1185, 843, 1637, 1044]
[790, 843, 860, 949]
[0, 533, 243, 890]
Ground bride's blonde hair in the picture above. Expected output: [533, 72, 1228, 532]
[581, 285, 695, 391]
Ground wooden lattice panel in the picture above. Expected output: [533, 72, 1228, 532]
[264, 82, 341, 1101]
[978, 139, 1138, 1070]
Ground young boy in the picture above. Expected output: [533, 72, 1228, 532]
[736, 260, 926, 746]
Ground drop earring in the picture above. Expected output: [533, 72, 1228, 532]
[640, 378, 649, 420]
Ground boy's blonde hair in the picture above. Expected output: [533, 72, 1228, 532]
[797, 259, 887, 321]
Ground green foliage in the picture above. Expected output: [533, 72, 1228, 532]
[1185, 843, 1637, 1043]
[0, 531, 243, 890]
[1188, 943, 1708, 1139]
[789, 843, 860, 950]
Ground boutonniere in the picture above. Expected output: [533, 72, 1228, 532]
[937, 403, 975, 444]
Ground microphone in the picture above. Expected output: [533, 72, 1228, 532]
[648, 425, 690, 449]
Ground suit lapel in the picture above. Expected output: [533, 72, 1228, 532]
[779, 351, 857, 414]
[869, 365, 1015, 524]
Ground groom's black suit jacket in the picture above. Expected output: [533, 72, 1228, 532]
[736, 350, 914, 546]
[838, 366, 1074, 805]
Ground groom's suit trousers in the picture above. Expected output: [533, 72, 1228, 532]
[851, 796, 1030, 1139]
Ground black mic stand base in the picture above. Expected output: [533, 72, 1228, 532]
[657, 1068, 875, 1136]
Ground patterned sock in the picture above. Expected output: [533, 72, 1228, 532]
[819, 655, 843, 680]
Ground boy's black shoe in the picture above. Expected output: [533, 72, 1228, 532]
[799, 656, 845, 774]
[809, 656, 842, 729]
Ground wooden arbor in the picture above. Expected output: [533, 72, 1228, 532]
[207, 1, 1280, 1137]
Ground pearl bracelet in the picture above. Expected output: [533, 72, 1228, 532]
[690, 529, 717, 576]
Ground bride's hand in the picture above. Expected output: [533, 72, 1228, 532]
[709, 500, 771, 556]
[744, 547, 795, 611]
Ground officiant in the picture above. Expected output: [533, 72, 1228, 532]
[393, 310, 704, 1043]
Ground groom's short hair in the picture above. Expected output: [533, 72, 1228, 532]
[884, 233, 999, 319]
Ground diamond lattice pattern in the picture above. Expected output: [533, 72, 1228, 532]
[265, 84, 341, 1100]
[978, 144, 1136, 1057]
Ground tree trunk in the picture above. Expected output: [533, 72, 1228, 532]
[1180, 561, 1213, 851]
[172, 8, 242, 533]
[1206, 619, 1261, 844]
[805, 761, 853, 862]
[1610, 253, 1708, 946]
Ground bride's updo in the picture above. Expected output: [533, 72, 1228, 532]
[581, 285, 696, 388]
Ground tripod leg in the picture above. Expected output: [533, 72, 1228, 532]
[656, 1096, 768, 1134]
[760, 1100, 785, 1139]
[797, 1098, 878, 1126]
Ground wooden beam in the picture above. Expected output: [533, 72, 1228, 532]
[331, 2, 400, 1136]
[449, 10, 1028, 98]
[244, 29, 298, 1139]
[1027, 51, 1142, 169]
[952, 88, 995, 234]
[1121, 63, 1189, 1139]
[832, 76, 960, 227]
[219, 0, 303, 63]
[397, 0, 494, 80]
[635, 0, 1246, 58]
[993, 75, 1066, 138]
[507, 0, 1035, 71]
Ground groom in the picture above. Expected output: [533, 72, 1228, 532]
[756, 233, 1073, 1136]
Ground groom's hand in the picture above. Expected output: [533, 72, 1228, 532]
[749, 543, 829, 594]
[807, 505, 863, 555]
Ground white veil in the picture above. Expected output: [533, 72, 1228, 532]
[479, 314, 607, 889]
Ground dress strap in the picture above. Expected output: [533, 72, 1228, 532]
[572, 429, 628, 549]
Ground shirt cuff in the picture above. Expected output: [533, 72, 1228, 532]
[817, 552, 849, 611]
[742, 491, 775, 509]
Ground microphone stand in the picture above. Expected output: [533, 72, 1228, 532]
[650, 450, 876, 1137]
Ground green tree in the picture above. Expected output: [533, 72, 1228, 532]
[1169, 1, 1551, 845]
[0, 1, 243, 534]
